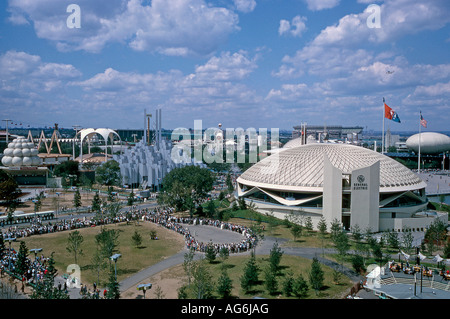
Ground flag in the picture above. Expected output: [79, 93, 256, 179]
[400, 250, 410, 260]
[384, 103, 401, 123]
[420, 113, 427, 128]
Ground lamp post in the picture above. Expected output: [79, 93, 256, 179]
[5, 237, 16, 272]
[55, 192, 61, 216]
[30, 248, 43, 284]
[110, 254, 121, 280]
[137, 283, 152, 299]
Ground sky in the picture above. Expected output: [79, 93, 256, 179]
[0, 0, 449, 133]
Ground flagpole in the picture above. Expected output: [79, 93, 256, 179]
[382, 98, 385, 154]
[418, 110, 421, 173]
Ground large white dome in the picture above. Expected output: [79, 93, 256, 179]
[238, 143, 426, 193]
[406, 132, 450, 154]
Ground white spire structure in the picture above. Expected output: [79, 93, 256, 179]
[114, 109, 205, 189]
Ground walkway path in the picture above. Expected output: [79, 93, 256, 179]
[117, 233, 364, 296]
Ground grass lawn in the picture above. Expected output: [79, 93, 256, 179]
[9, 221, 185, 288]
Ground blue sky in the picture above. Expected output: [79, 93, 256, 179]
[0, 0, 449, 132]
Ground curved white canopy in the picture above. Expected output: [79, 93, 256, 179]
[78, 128, 121, 144]
[76, 128, 122, 161]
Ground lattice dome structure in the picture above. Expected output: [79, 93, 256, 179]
[239, 143, 425, 193]
[236, 143, 440, 233]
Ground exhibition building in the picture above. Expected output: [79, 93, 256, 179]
[237, 142, 446, 233]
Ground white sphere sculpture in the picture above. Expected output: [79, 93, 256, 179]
[11, 157, 23, 166]
[1, 156, 12, 166]
[22, 157, 32, 166]
[1, 136, 41, 167]
[22, 148, 31, 157]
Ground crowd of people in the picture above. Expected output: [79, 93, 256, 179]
[0, 248, 52, 292]
[141, 206, 258, 254]
[0, 203, 259, 294]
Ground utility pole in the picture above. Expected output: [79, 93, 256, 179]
[72, 125, 81, 161]
[2, 119, 12, 144]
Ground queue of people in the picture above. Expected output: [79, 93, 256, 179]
[0, 203, 258, 296]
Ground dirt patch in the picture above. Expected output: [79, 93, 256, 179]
[121, 264, 187, 299]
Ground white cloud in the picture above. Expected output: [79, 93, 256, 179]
[303, 0, 340, 11]
[413, 81, 450, 97]
[194, 51, 258, 81]
[311, 0, 450, 47]
[0, 50, 81, 83]
[279, 15, 307, 37]
[233, 0, 256, 13]
[0, 50, 83, 123]
[7, 0, 240, 56]
[274, 0, 450, 83]
[67, 50, 262, 125]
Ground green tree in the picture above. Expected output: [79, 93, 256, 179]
[183, 248, 196, 287]
[127, 191, 135, 206]
[34, 192, 43, 213]
[54, 160, 79, 179]
[205, 200, 216, 219]
[330, 218, 342, 241]
[334, 230, 350, 261]
[192, 260, 214, 299]
[371, 241, 384, 264]
[91, 247, 107, 287]
[351, 224, 363, 242]
[308, 257, 324, 296]
[105, 269, 121, 299]
[0, 170, 22, 205]
[31, 253, 69, 299]
[205, 242, 216, 263]
[219, 247, 229, 265]
[95, 228, 120, 267]
[95, 160, 121, 186]
[400, 228, 414, 254]
[226, 174, 234, 193]
[15, 241, 29, 277]
[317, 216, 327, 235]
[304, 216, 313, 233]
[269, 242, 283, 275]
[425, 219, 447, 254]
[159, 166, 214, 212]
[282, 271, 294, 297]
[131, 230, 142, 248]
[290, 223, 303, 241]
[443, 240, 450, 259]
[216, 270, 233, 299]
[352, 255, 366, 274]
[105, 202, 122, 219]
[240, 252, 259, 293]
[293, 274, 309, 298]
[107, 186, 115, 202]
[66, 230, 84, 265]
[91, 191, 101, 212]
[263, 266, 278, 295]
[73, 189, 82, 210]
[385, 230, 399, 250]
